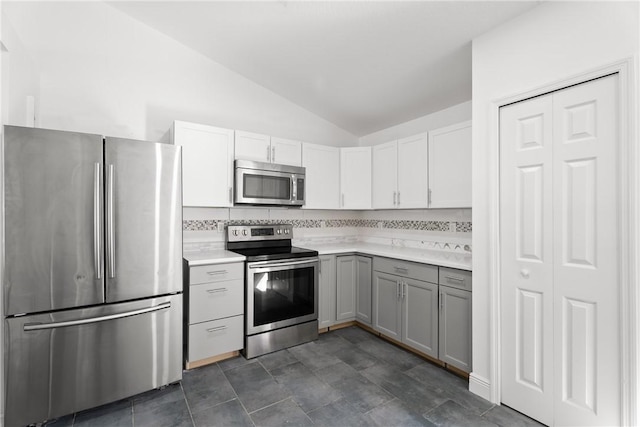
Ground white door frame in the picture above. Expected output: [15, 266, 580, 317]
[488, 57, 639, 425]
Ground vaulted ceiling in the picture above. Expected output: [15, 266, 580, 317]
[109, 1, 540, 136]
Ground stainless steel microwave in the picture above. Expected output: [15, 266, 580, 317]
[234, 160, 305, 207]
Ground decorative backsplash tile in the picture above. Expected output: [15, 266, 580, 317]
[184, 218, 471, 233]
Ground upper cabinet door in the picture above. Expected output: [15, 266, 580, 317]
[271, 137, 302, 166]
[428, 121, 472, 208]
[235, 130, 271, 163]
[302, 142, 340, 209]
[372, 141, 398, 209]
[397, 133, 428, 208]
[340, 147, 372, 209]
[172, 121, 234, 207]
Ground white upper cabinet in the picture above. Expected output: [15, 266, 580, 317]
[270, 137, 302, 166]
[372, 133, 428, 209]
[234, 130, 271, 163]
[302, 142, 340, 209]
[372, 141, 398, 209]
[235, 131, 302, 166]
[428, 121, 471, 208]
[397, 133, 429, 208]
[172, 121, 234, 207]
[340, 147, 371, 209]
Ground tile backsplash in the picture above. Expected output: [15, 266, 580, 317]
[183, 208, 472, 252]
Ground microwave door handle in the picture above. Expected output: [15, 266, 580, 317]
[291, 176, 296, 203]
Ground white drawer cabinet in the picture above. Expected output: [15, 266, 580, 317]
[188, 316, 243, 363]
[184, 260, 244, 368]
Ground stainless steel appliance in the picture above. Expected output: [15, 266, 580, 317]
[234, 160, 305, 207]
[2, 125, 183, 427]
[226, 224, 318, 358]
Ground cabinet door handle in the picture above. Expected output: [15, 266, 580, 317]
[440, 292, 444, 310]
[403, 282, 406, 299]
[342, 193, 345, 207]
[206, 325, 228, 333]
[393, 191, 397, 205]
[428, 188, 432, 205]
[267, 146, 271, 162]
[206, 270, 228, 275]
[272, 146, 276, 163]
[397, 191, 401, 205]
[206, 287, 227, 294]
[397, 281, 401, 300]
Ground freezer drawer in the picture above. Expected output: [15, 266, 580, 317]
[4, 295, 182, 427]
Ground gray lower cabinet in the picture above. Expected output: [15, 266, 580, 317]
[336, 255, 372, 323]
[372, 258, 439, 358]
[336, 255, 357, 321]
[438, 268, 472, 372]
[183, 260, 244, 368]
[355, 256, 373, 325]
[318, 255, 337, 329]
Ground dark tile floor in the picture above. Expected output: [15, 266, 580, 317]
[44, 326, 544, 427]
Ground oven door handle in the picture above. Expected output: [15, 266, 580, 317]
[248, 258, 319, 269]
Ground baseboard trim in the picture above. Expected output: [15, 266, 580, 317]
[469, 373, 492, 401]
[185, 350, 239, 370]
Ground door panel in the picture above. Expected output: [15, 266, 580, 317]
[403, 278, 438, 358]
[397, 133, 428, 208]
[336, 256, 356, 320]
[552, 75, 618, 426]
[500, 95, 554, 426]
[104, 138, 182, 302]
[3, 126, 105, 315]
[372, 141, 397, 209]
[500, 74, 619, 426]
[372, 272, 401, 340]
[4, 294, 182, 427]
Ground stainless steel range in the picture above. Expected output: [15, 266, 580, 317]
[226, 224, 319, 358]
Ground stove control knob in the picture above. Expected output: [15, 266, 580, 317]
[277, 229, 282, 235]
[242, 230, 248, 236]
[232, 230, 239, 236]
[284, 229, 290, 235]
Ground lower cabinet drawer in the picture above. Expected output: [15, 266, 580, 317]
[189, 279, 243, 324]
[188, 315, 243, 362]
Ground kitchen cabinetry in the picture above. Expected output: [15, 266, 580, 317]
[372, 133, 428, 209]
[373, 257, 439, 358]
[428, 121, 471, 208]
[171, 121, 234, 207]
[302, 143, 340, 209]
[318, 255, 337, 329]
[336, 255, 372, 323]
[438, 267, 472, 372]
[235, 131, 302, 166]
[183, 261, 244, 368]
[340, 147, 371, 209]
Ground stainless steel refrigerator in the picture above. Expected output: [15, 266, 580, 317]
[2, 125, 183, 427]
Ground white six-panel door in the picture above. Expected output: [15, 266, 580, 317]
[500, 74, 619, 426]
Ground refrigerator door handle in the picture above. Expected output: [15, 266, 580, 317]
[23, 302, 171, 331]
[106, 164, 116, 278]
[94, 162, 103, 279]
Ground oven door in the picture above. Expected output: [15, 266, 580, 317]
[246, 258, 318, 335]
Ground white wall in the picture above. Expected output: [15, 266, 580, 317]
[471, 0, 639, 408]
[359, 100, 470, 146]
[1, 1, 358, 146]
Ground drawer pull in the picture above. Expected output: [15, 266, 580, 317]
[206, 288, 228, 294]
[206, 325, 228, 333]
[206, 270, 228, 275]
[445, 275, 465, 282]
[394, 267, 409, 274]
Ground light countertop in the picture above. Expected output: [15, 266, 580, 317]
[300, 242, 472, 271]
[183, 249, 245, 266]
